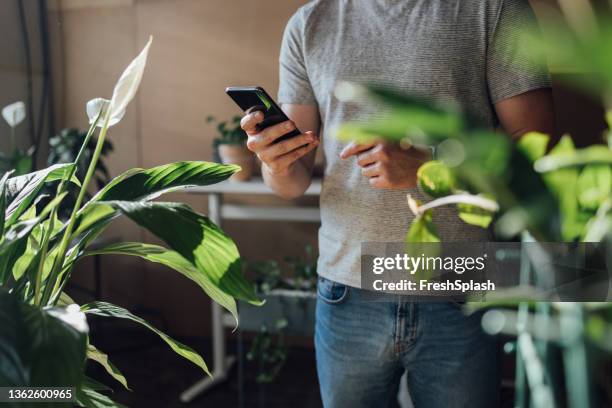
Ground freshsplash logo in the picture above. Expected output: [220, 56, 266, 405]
[371, 253, 488, 275]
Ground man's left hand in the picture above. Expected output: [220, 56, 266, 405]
[340, 141, 431, 189]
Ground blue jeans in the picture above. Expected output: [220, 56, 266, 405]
[315, 276, 500, 408]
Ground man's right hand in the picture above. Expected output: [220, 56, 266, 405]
[241, 110, 319, 176]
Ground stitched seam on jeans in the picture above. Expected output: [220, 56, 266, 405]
[397, 303, 419, 355]
[408, 303, 419, 343]
[394, 301, 403, 355]
[317, 281, 349, 305]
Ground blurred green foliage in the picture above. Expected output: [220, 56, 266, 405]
[335, 7, 612, 406]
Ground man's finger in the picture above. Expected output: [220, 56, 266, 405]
[361, 162, 381, 178]
[264, 132, 317, 159]
[339, 141, 376, 159]
[259, 120, 297, 145]
[240, 111, 264, 134]
[369, 176, 387, 189]
[356, 147, 381, 167]
[274, 140, 319, 168]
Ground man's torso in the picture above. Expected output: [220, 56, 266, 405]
[286, 0, 533, 287]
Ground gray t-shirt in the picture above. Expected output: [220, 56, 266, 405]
[278, 0, 551, 288]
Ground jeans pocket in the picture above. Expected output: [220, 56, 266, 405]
[317, 276, 349, 305]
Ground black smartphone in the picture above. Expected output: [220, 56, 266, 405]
[225, 86, 301, 143]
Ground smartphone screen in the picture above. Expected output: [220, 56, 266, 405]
[225, 86, 301, 143]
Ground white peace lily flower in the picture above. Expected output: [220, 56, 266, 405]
[2, 101, 26, 128]
[109, 35, 152, 119]
[86, 98, 125, 128]
[47, 303, 89, 333]
[85, 36, 152, 128]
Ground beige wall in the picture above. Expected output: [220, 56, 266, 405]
[50, 0, 315, 337]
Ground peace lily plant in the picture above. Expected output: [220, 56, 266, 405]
[0, 36, 260, 407]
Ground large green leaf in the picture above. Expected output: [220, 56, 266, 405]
[335, 86, 467, 145]
[576, 164, 612, 211]
[525, 14, 612, 95]
[0, 193, 67, 285]
[5, 164, 77, 227]
[91, 161, 239, 202]
[541, 137, 582, 240]
[0, 290, 27, 387]
[457, 201, 494, 228]
[0, 171, 10, 237]
[82, 375, 113, 393]
[83, 242, 238, 326]
[11, 221, 43, 283]
[583, 199, 612, 242]
[517, 132, 550, 162]
[0, 238, 27, 287]
[96, 201, 260, 305]
[0, 290, 88, 389]
[12, 209, 64, 284]
[535, 145, 612, 173]
[70, 161, 240, 253]
[1, 192, 67, 254]
[87, 344, 129, 390]
[487, 145, 560, 241]
[607, 110, 612, 149]
[76, 385, 126, 408]
[406, 211, 440, 243]
[81, 301, 210, 376]
[460, 131, 512, 179]
[72, 203, 117, 238]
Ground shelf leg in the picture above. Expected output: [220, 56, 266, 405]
[180, 193, 234, 403]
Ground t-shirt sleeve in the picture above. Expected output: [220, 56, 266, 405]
[486, 0, 552, 104]
[278, 9, 317, 105]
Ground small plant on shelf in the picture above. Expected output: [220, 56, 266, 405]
[208, 115, 254, 181]
[247, 244, 317, 294]
[284, 244, 317, 291]
[246, 318, 288, 384]
[243, 245, 317, 384]
[248, 259, 282, 295]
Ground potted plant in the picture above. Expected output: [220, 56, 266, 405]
[208, 115, 255, 181]
[238, 246, 317, 387]
[0, 36, 261, 407]
[246, 317, 289, 384]
[335, 5, 612, 404]
[240, 245, 318, 337]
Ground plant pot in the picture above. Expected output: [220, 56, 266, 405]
[218, 144, 255, 181]
[239, 289, 316, 336]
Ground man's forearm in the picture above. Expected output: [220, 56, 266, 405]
[262, 158, 313, 200]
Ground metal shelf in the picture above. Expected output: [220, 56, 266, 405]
[221, 204, 320, 222]
[180, 176, 321, 403]
[186, 177, 322, 196]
